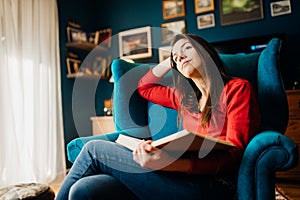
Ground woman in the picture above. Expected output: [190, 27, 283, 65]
[56, 34, 260, 200]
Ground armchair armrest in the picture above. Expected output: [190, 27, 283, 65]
[238, 131, 298, 200]
[67, 131, 121, 163]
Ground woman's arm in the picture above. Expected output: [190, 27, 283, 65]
[138, 58, 180, 109]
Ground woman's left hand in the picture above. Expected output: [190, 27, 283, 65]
[132, 140, 174, 170]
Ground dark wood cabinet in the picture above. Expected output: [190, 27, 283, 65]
[277, 90, 300, 180]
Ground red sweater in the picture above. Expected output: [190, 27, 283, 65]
[138, 69, 260, 177]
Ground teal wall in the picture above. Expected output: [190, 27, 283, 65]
[57, 0, 115, 167]
[58, 0, 300, 167]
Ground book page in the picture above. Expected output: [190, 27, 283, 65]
[115, 134, 143, 151]
[115, 130, 234, 152]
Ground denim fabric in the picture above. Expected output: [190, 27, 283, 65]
[57, 140, 236, 200]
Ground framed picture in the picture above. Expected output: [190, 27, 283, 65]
[91, 56, 112, 78]
[118, 26, 152, 59]
[161, 20, 186, 44]
[66, 58, 80, 75]
[89, 29, 112, 47]
[158, 46, 172, 62]
[194, 0, 214, 14]
[270, 0, 291, 17]
[162, 0, 185, 20]
[197, 13, 215, 29]
[96, 28, 112, 47]
[219, 0, 264, 26]
[66, 26, 88, 43]
[88, 32, 97, 44]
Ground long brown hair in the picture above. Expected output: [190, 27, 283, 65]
[170, 34, 232, 128]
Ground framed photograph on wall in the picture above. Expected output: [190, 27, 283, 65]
[197, 13, 215, 29]
[161, 20, 186, 44]
[162, 0, 185, 20]
[158, 46, 172, 62]
[270, 0, 291, 17]
[66, 26, 88, 43]
[90, 56, 112, 78]
[95, 28, 112, 47]
[66, 58, 81, 76]
[118, 26, 152, 59]
[219, 0, 264, 26]
[194, 0, 214, 14]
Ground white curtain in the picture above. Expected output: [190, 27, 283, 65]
[0, 0, 66, 187]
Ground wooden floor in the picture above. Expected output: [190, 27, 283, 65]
[276, 179, 300, 200]
[50, 184, 60, 196]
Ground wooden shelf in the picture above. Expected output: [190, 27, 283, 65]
[66, 42, 108, 53]
[65, 41, 111, 79]
[66, 72, 102, 79]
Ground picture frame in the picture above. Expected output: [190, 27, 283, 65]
[270, 0, 291, 17]
[91, 56, 112, 78]
[66, 26, 88, 43]
[194, 0, 214, 14]
[94, 28, 112, 47]
[219, 0, 264, 26]
[161, 20, 186, 44]
[66, 58, 81, 75]
[197, 13, 215, 29]
[118, 26, 152, 59]
[162, 0, 185, 20]
[158, 46, 172, 63]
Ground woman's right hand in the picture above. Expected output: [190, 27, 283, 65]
[152, 57, 172, 78]
[132, 140, 174, 170]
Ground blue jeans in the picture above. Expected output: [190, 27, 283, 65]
[56, 140, 236, 200]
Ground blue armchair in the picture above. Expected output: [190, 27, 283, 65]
[67, 38, 298, 200]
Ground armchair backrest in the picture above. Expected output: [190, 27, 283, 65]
[111, 38, 288, 140]
[220, 38, 288, 133]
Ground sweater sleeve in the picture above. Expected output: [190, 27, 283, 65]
[138, 69, 180, 110]
[188, 79, 260, 177]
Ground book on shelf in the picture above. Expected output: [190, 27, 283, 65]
[115, 129, 235, 152]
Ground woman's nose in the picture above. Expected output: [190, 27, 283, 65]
[178, 54, 185, 62]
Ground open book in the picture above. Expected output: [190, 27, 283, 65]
[115, 129, 235, 152]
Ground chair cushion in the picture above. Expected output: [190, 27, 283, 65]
[111, 59, 151, 132]
[148, 102, 179, 140]
[220, 52, 260, 90]
[111, 59, 180, 140]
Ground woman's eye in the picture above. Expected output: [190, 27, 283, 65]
[184, 45, 192, 51]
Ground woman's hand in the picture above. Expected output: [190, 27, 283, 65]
[132, 140, 174, 171]
[152, 57, 172, 78]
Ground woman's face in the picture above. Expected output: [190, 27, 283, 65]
[172, 38, 202, 79]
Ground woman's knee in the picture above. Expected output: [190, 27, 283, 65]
[68, 178, 90, 200]
[84, 140, 104, 150]
[69, 174, 138, 200]
[84, 140, 115, 154]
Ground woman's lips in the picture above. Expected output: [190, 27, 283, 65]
[182, 60, 190, 67]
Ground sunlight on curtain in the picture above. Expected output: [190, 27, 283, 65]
[0, 0, 66, 187]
